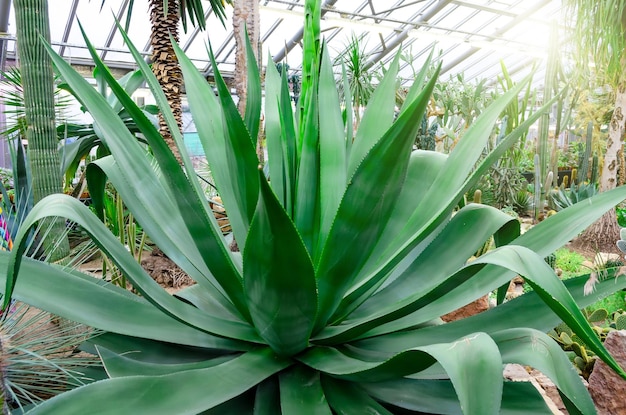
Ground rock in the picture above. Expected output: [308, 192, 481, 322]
[441, 295, 489, 322]
[588, 330, 626, 415]
[528, 369, 567, 415]
[595, 252, 622, 267]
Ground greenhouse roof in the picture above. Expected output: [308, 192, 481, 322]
[0, 0, 565, 90]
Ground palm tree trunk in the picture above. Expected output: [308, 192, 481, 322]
[577, 84, 626, 252]
[14, 0, 69, 260]
[149, 0, 183, 164]
[233, 0, 262, 162]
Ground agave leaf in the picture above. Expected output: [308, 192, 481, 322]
[356, 267, 626, 366]
[62, 23, 251, 320]
[303, 332, 502, 414]
[97, 346, 234, 377]
[243, 29, 262, 143]
[347, 51, 401, 178]
[314, 65, 440, 331]
[342, 63, 354, 155]
[7, 195, 259, 343]
[491, 328, 595, 414]
[317, 204, 519, 342]
[243, 172, 317, 356]
[318, 42, 347, 253]
[24, 348, 289, 415]
[321, 376, 393, 415]
[362, 379, 553, 415]
[279, 365, 332, 415]
[399, 48, 434, 113]
[86, 158, 239, 321]
[175, 38, 258, 250]
[253, 378, 281, 415]
[0, 252, 245, 350]
[264, 55, 286, 206]
[294, 65, 320, 255]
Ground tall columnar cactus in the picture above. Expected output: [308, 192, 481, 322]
[13, 0, 68, 259]
[578, 122, 593, 184]
[591, 152, 599, 184]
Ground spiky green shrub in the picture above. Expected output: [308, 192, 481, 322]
[3, 2, 626, 414]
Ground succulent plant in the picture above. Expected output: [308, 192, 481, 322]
[3, 2, 626, 414]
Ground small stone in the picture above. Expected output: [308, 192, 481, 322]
[588, 330, 626, 415]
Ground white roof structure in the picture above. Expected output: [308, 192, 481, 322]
[0, 0, 566, 89]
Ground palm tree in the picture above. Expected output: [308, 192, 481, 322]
[565, 1, 626, 252]
[232, 0, 261, 161]
[13, 0, 69, 259]
[111, 0, 232, 163]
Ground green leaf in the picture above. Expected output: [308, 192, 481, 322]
[491, 328, 596, 414]
[294, 64, 320, 255]
[316, 204, 519, 343]
[264, 55, 287, 207]
[25, 349, 289, 415]
[362, 379, 553, 415]
[244, 172, 317, 356]
[0, 252, 245, 350]
[321, 376, 393, 415]
[314, 66, 440, 331]
[97, 345, 235, 377]
[347, 51, 401, 178]
[254, 378, 281, 415]
[177, 38, 259, 251]
[318, 42, 347, 254]
[302, 332, 503, 414]
[243, 30, 262, 143]
[8, 195, 260, 343]
[279, 365, 332, 415]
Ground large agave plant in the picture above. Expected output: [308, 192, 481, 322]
[3, 1, 626, 413]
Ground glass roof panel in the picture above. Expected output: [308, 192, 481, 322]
[0, 0, 565, 92]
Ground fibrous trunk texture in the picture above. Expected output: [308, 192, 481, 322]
[14, 0, 69, 259]
[150, 0, 183, 164]
[577, 84, 626, 252]
[233, 0, 262, 162]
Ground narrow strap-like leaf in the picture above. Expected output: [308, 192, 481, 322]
[279, 365, 332, 415]
[254, 377, 281, 415]
[243, 28, 261, 143]
[347, 51, 401, 179]
[314, 66, 440, 331]
[263, 55, 286, 206]
[362, 378, 553, 415]
[0, 251, 247, 350]
[7, 195, 260, 343]
[200, 39, 261, 246]
[321, 376, 393, 415]
[355, 269, 626, 354]
[25, 348, 289, 415]
[294, 64, 320, 256]
[316, 204, 519, 343]
[244, 171, 317, 356]
[301, 332, 503, 415]
[97, 345, 235, 377]
[492, 328, 596, 414]
[317, 42, 347, 255]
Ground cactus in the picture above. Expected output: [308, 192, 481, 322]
[472, 189, 482, 204]
[591, 152, 599, 184]
[571, 168, 577, 185]
[578, 122, 593, 184]
[544, 252, 557, 269]
[587, 308, 609, 323]
[561, 174, 569, 189]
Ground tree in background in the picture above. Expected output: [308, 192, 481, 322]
[232, 0, 262, 162]
[13, 0, 69, 259]
[111, 0, 232, 164]
[566, 0, 626, 252]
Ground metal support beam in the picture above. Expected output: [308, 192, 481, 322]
[272, 0, 339, 63]
[439, 0, 551, 76]
[0, 0, 11, 71]
[363, 0, 452, 71]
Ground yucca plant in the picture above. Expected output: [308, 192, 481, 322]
[3, 1, 626, 413]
